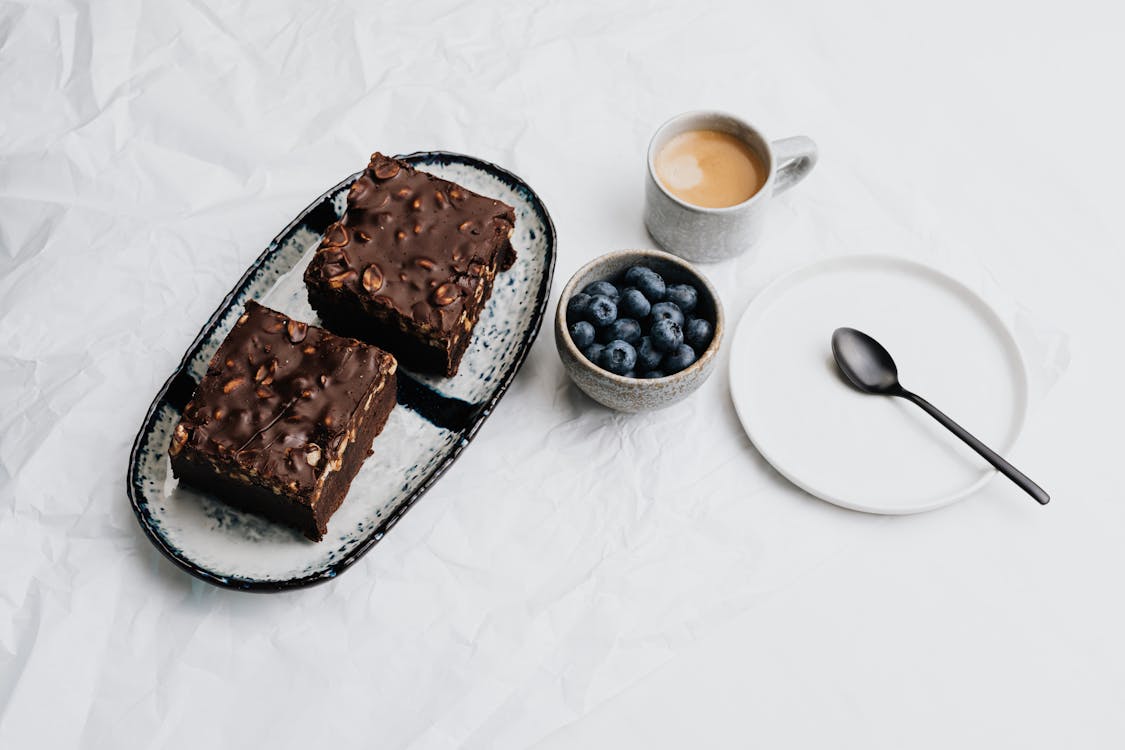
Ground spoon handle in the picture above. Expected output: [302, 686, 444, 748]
[899, 389, 1050, 505]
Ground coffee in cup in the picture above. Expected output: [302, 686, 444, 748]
[654, 129, 768, 208]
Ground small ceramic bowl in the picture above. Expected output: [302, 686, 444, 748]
[555, 248, 724, 412]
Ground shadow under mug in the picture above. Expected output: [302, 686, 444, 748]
[644, 111, 818, 262]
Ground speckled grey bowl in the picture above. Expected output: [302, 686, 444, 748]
[555, 249, 724, 412]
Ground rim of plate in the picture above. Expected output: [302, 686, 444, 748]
[728, 253, 1030, 514]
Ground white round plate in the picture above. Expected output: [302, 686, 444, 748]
[729, 255, 1028, 514]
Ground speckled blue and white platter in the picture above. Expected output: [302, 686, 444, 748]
[128, 152, 555, 592]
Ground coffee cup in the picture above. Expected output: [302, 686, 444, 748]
[644, 111, 817, 262]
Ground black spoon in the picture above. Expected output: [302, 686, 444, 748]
[831, 327, 1049, 505]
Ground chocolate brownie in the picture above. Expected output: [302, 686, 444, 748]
[303, 153, 516, 377]
[168, 301, 398, 541]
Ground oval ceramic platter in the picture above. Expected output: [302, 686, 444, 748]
[128, 152, 556, 592]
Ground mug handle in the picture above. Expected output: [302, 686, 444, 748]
[771, 136, 818, 195]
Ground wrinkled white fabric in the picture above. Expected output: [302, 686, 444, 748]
[1, 0, 1123, 748]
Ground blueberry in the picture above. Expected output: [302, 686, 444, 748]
[599, 340, 637, 375]
[642, 369, 665, 379]
[649, 301, 684, 327]
[583, 280, 619, 300]
[566, 293, 592, 324]
[622, 370, 638, 378]
[623, 266, 666, 302]
[650, 318, 684, 353]
[585, 294, 617, 327]
[582, 343, 606, 364]
[662, 344, 697, 373]
[599, 318, 641, 344]
[664, 283, 698, 313]
[683, 317, 713, 350]
[617, 287, 651, 320]
[569, 320, 595, 349]
[635, 336, 663, 371]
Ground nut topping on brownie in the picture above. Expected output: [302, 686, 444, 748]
[169, 301, 398, 541]
[304, 153, 517, 376]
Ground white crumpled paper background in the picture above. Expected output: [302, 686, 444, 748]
[2, 1, 1123, 747]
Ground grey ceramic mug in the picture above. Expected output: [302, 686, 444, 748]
[644, 111, 818, 262]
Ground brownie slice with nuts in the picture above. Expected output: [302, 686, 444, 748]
[168, 301, 398, 541]
[303, 152, 516, 377]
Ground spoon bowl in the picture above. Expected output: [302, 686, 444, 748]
[831, 328, 901, 394]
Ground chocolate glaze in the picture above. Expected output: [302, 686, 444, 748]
[303, 153, 515, 373]
[170, 301, 396, 505]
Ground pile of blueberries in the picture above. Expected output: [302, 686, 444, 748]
[566, 265, 713, 378]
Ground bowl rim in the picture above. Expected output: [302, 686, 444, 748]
[555, 248, 724, 385]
